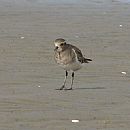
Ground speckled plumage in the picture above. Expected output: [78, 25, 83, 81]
[54, 38, 92, 90]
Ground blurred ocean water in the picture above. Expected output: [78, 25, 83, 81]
[0, 0, 130, 8]
[115, 0, 130, 3]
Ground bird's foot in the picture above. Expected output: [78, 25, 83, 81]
[56, 85, 65, 90]
[64, 87, 73, 90]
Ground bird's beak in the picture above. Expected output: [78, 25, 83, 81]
[54, 46, 58, 51]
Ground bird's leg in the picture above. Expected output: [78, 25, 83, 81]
[59, 71, 68, 90]
[70, 72, 74, 90]
[65, 72, 74, 90]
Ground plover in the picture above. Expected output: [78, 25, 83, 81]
[54, 38, 92, 90]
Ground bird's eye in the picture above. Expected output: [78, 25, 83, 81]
[60, 43, 64, 46]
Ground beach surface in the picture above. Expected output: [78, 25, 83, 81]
[0, 0, 130, 129]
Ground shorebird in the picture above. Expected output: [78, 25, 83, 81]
[54, 38, 92, 90]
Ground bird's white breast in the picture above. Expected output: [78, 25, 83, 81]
[55, 47, 82, 71]
[61, 61, 82, 71]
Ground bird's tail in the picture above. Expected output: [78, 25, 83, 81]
[83, 58, 92, 63]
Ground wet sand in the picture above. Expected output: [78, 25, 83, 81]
[0, 0, 130, 130]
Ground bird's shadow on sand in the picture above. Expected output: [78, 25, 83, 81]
[55, 87, 105, 91]
[74, 87, 105, 90]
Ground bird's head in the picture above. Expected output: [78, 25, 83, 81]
[54, 38, 67, 52]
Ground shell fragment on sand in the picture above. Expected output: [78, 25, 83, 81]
[20, 36, 25, 39]
[71, 120, 79, 123]
[121, 71, 126, 75]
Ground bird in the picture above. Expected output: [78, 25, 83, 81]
[54, 38, 92, 90]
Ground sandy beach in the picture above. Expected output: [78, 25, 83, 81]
[0, 0, 130, 129]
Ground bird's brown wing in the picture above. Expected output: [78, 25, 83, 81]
[70, 44, 92, 63]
